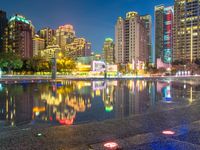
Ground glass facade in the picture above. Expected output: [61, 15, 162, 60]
[163, 6, 173, 64]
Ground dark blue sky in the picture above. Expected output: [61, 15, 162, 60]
[1, 0, 173, 53]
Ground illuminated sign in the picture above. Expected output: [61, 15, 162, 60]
[92, 61, 106, 72]
[163, 6, 173, 64]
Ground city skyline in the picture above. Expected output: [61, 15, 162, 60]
[1, 0, 173, 53]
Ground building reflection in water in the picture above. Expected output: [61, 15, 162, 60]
[0, 83, 33, 126]
[0, 79, 199, 127]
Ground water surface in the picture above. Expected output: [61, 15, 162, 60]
[0, 79, 199, 127]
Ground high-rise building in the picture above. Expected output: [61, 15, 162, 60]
[33, 35, 45, 56]
[163, 6, 173, 64]
[0, 10, 8, 52]
[173, 0, 200, 62]
[8, 14, 33, 58]
[141, 15, 153, 64]
[115, 17, 124, 64]
[155, 5, 164, 61]
[155, 5, 173, 64]
[56, 24, 75, 50]
[115, 12, 149, 65]
[38, 27, 55, 47]
[103, 38, 115, 64]
[65, 38, 91, 58]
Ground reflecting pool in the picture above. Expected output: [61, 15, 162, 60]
[0, 79, 200, 127]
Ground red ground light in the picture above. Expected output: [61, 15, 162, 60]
[162, 130, 175, 135]
[104, 142, 119, 149]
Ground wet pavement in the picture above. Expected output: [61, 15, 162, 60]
[1, 79, 200, 149]
[1, 102, 200, 149]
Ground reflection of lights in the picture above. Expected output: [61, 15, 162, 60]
[96, 90, 101, 96]
[162, 130, 175, 135]
[56, 83, 63, 87]
[167, 67, 171, 71]
[0, 83, 3, 91]
[66, 97, 87, 112]
[106, 88, 109, 94]
[104, 142, 119, 149]
[41, 93, 62, 105]
[189, 87, 193, 103]
[162, 85, 172, 103]
[33, 107, 45, 113]
[52, 85, 56, 91]
[35, 112, 40, 116]
[92, 81, 106, 91]
[105, 106, 113, 112]
[49, 116, 53, 121]
[58, 118, 75, 125]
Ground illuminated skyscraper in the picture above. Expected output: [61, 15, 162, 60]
[155, 5, 173, 64]
[163, 6, 173, 64]
[173, 0, 200, 62]
[103, 38, 115, 64]
[141, 15, 153, 64]
[115, 12, 149, 64]
[38, 27, 55, 47]
[33, 35, 45, 56]
[8, 14, 33, 58]
[0, 10, 8, 52]
[115, 17, 124, 64]
[155, 5, 164, 61]
[56, 24, 75, 50]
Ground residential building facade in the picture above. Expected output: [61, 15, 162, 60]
[115, 12, 149, 65]
[0, 10, 8, 52]
[8, 14, 33, 58]
[33, 35, 45, 56]
[173, 0, 200, 62]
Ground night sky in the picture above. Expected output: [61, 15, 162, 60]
[1, 0, 173, 53]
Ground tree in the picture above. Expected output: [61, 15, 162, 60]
[57, 57, 76, 74]
[38, 60, 51, 74]
[117, 64, 126, 74]
[0, 52, 23, 74]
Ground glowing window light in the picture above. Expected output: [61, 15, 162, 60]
[104, 142, 119, 149]
[162, 130, 175, 135]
